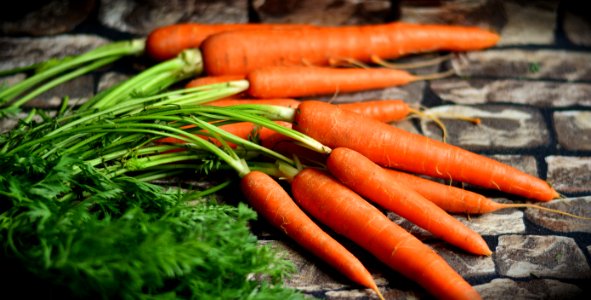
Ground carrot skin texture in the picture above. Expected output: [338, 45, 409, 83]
[326, 147, 491, 255]
[246, 66, 417, 98]
[291, 169, 482, 300]
[185, 74, 246, 88]
[384, 168, 505, 214]
[292, 101, 559, 201]
[146, 23, 313, 61]
[201, 22, 500, 76]
[241, 171, 381, 294]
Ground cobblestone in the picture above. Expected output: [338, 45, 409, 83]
[546, 156, 591, 195]
[554, 111, 591, 151]
[495, 235, 591, 279]
[475, 278, 584, 300]
[525, 196, 591, 233]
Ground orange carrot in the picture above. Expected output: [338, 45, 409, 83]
[326, 147, 491, 255]
[245, 66, 424, 99]
[384, 168, 591, 220]
[201, 22, 500, 75]
[156, 122, 258, 147]
[146, 23, 314, 61]
[206, 98, 302, 109]
[185, 74, 246, 88]
[290, 168, 481, 300]
[292, 101, 559, 201]
[241, 171, 383, 299]
[207, 98, 412, 123]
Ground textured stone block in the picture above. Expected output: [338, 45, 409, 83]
[253, 0, 392, 25]
[476, 278, 584, 300]
[430, 78, 591, 107]
[525, 196, 591, 233]
[98, 0, 248, 35]
[451, 49, 591, 81]
[419, 104, 549, 150]
[495, 235, 591, 279]
[546, 156, 591, 194]
[497, 0, 558, 45]
[554, 111, 591, 150]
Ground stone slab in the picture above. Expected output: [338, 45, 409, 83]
[525, 196, 591, 233]
[253, 0, 392, 25]
[476, 278, 584, 300]
[451, 49, 591, 81]
[430, 78, 591, 107]
[554, 111, 591, 151]
[495, 235, 591, 279]
[98, 0, 248, 35]
[419, 104, 549, 151]
[546, 156, 591, 195]
[497, 0, 558, 45]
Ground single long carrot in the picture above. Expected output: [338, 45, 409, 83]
[292, 101, 559, 201]
[207, 98, 412, 123]
[185, 74, 247, 88]
[145, 23, 313, 61]
[245, 66, 435, 99]
[326, 147, 491, 256]
[290, 168, 481, 300]
[241, 171, 383, 299]
[201, 22, 500, 75]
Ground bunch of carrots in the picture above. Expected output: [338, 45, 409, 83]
[138, 21, 583, 300]
[4, 20, 585, 300]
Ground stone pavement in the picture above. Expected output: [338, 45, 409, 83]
[1, 1, 590, 299]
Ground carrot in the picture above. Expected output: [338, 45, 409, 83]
[384, 168, 591, 220]
[326, 147, 491, 256]
[207, 98, 412, 123]
[292, 101, 559, 201]
[145, 23, 314, 61]
[241, 171, 384, 299]
[206, 98, 302, 109]
[201, 22, 500, 75]
[156, 122, 258, 147]
[185, 74, 246, 88]
[245, 66, 446, 99]
[290, 168, 481, 300]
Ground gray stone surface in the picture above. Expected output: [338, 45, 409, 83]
[497, 0, 558, 45]
[495, 235, 591, 279]
[475, 278, 584, 300]
[432, 243, 496, 278]
[563, 10, 591, 47]
[554, 111, 591, 151]
[546, 156, 591, 195]
[525, 196, 591, 233]
[0, 0, 96, 36]
[98, 0, 248, 35]
[419, 105, 549, 150]
[430, 78, 591, 107]
[253, 0, 391, 25]
[398, 0, 504, 31]
[451, 49, 591, 81]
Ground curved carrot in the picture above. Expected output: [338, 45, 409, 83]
[292, 101, 559, 201]
[146, 23, 314, 61]
[326, 147, 491, 256]
[291, 168, 481, 300]
[245, 66, 423, 99]
[241, 171, 383, 299]
[201, 22, 500, 75]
